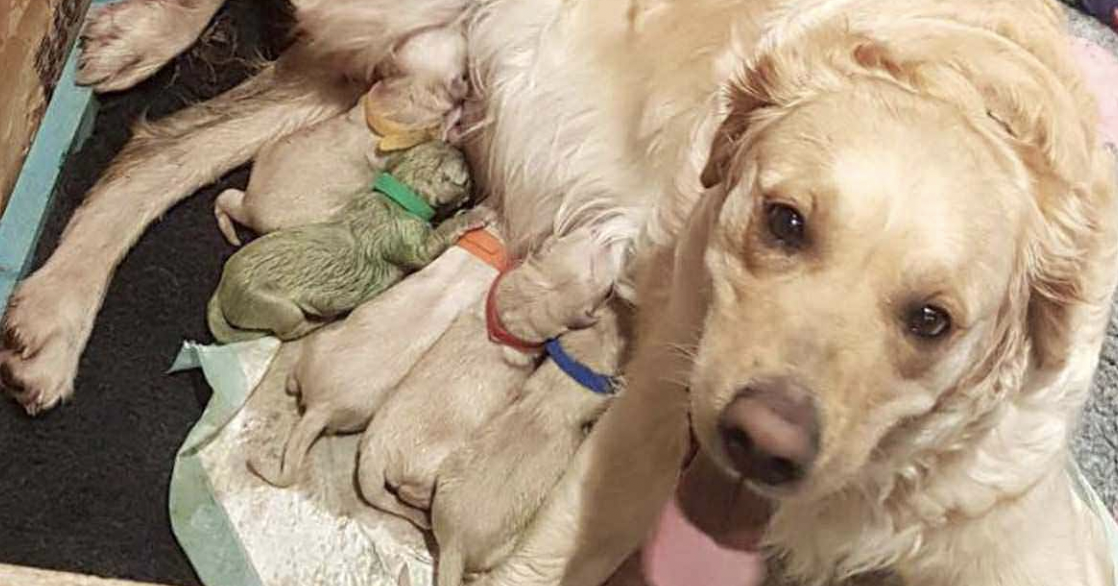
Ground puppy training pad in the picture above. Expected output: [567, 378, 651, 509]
[167, 338, 433, 586]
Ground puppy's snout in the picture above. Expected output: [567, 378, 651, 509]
[718, 380, 818, 487]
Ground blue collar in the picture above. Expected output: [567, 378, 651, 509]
[544, 338, 619, 395]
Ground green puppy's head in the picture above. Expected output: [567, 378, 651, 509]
[386, 141, 473, 214]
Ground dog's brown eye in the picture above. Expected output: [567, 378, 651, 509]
[765, 203, 806, 248]
[907, 305, 951, 339]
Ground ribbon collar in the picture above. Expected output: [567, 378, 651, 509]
[374, 173, 435, 222]
[364, 95, 442, 152]
[545, 338, 619, 395]
[486, 265, 544, 353]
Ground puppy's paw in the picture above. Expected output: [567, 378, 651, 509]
[77, 0, 212, 93]
[458, 207, 498, 232]
[0, 275, 94, 415]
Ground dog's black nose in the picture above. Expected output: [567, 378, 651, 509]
[718, 380, 819, 487]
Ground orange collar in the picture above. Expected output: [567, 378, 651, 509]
[457, 228, 507, 271]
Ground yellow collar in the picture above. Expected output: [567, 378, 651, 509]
[363, 95, 442, 152]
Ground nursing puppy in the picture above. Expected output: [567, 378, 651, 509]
[431, 298, 630, 586]
[248, 224, 503, 488]
[213, 26, 469, 246]
[356, 228, 614, 529]
[206, 141, 479, 342]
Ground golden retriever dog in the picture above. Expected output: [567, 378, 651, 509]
[2, 0, 1116, 584]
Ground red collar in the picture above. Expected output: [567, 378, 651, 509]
[485, 265, 543, 353]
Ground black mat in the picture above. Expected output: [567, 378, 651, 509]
[0, 2, 290, 583]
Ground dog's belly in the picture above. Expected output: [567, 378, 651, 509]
[466, 0, 778, 273]
[464, 0, 645, 255]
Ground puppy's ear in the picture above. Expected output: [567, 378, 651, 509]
[700, 83, 763, 189]
[569, 308, 601, 329]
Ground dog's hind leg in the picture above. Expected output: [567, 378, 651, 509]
[358, 454, 432, 529]
[78, 0, 229, 93]
[362, 473, 433, 530]
[248, 408, 331, 488]
[214, 188, 248, 246]
[0, 59, 362, 415]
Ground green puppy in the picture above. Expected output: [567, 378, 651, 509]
[207, 141, 488, 343]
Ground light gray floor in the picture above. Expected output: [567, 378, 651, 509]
[1067, 7, 1118, 513]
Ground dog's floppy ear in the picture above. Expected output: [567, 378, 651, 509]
[660, 180, 734, 347]
[944, 37, 1118, 372]
[700, 83, 763, 189]
[1023, 152, 1118, 372]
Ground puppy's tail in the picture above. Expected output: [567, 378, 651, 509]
[435, 545, 465, 586]
[207, 295, 267, 344]
[248, 409, 330, 488]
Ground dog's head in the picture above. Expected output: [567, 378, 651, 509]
[386, 140, 474, 211]
[684, 0, 1118, 502]
[496, 227, 617, 344]
[367, 26, 470, 142]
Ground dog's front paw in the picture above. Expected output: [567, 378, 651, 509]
[77, 0, 211, 93]
[0, 276, 93, 415]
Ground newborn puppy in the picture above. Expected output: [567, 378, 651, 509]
[248, 225, 505, 488]
[367, 25, 470, 146]
[356, 228, 613, 529]
[207, 141, 483, 343]
[213, 25, 469, 245]
[432, 298, 629, 586]
[212, 103, 377, 246]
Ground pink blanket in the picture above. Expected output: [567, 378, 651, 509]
[1072, 37, 1118, 147]
[637, 37, 1118, 586]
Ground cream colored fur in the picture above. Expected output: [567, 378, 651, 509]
[356, 228, 614, 529]
[213, 26, 468, 245]
[431, 298, 629, 586]
[246, 225, 501, 488]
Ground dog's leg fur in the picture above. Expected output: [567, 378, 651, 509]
[0, 61, 360, 414]
[2, 0, 479, 414]
[473, 188, 725, 586]
[77, 0, 227, 93]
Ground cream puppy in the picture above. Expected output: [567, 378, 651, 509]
[248, 224, 503, 487]
[213, 26, 469, 245]
[356, 228, 614, 529]
[432, 298, 630, 586]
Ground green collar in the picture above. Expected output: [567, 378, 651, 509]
[374, 173, 435, 222]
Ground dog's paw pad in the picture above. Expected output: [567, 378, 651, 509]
[0, 351, 72, 416]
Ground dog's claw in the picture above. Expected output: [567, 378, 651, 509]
[0, 276, 86, 415]
[0, 360, 21, 394]
[2, 325, 23, 354]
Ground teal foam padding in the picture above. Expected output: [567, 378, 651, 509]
[0, 0, 109, 306]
